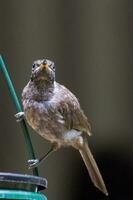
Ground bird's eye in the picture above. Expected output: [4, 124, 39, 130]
[50, 64, 56, 72]
[32, 63, 36, 70]
[53, 65, 55, 71]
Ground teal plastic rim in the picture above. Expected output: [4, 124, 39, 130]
[0, 190, 47, 200]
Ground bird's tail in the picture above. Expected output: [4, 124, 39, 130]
[79, 142, 108, 195]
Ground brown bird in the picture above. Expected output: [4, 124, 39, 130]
[16, 59, 108, 195]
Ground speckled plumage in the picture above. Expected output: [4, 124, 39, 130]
[22, 80, 91, 147]
[22, 59, 108, 195]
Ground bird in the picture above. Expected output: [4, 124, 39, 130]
[15, 59, 108, 195]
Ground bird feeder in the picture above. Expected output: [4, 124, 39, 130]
[0, 173, 47, 199]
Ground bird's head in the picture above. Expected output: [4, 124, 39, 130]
[31, 59, 55, 83]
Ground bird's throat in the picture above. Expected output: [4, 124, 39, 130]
[31, 79, 54, 101]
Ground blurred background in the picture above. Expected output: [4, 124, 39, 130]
[0, 0, 132, 199]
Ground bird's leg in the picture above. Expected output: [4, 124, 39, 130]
[15, 112, 25, 122]
[28, 143, 59, 169]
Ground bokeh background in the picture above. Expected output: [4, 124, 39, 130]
[0, 0, 132, 199]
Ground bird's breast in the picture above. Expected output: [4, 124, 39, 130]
[23, 99, 46, 127]
[23, 100, 66, 143]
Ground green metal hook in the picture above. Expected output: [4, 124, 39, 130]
[0, 55, 39, 176]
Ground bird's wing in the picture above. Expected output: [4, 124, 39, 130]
[57, 101, 91, 136]
[54, 84, 91, 136]
[72, 107, 92, 136]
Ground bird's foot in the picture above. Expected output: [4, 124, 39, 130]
[27, 159, 39, 169]
[15, 112, 24, 122]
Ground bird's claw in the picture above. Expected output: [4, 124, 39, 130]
[27, 159, 39, 169]
[15, 112, 24, 122]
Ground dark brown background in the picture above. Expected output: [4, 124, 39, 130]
[0, 0, 132, 200]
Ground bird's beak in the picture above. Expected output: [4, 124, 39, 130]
[40, 63, 49, 70]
